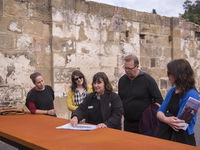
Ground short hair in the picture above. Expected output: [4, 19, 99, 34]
[71, 70, 87, 92]
[124, 54, 139, 65]
[92, 72, 113, 93]
[30, 72, 42, 84]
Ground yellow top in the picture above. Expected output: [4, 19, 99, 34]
[67, 85, 93, 111]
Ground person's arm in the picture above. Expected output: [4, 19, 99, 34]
[157, 111, 185, 131]
[71, 94, 89, 122]
[104, 94, 123, 128]
[26, 101, 55, 115]
[67, 89, 78, 111]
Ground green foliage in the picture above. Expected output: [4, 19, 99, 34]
[181, 0, 200, 25]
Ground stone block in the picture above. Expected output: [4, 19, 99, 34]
[54, 68, 75, 83]
[16, 34, 33, 51]
[0, 0, 3, 16]
[35, 52, 52, 68]
[0, 17, 19, 33]
[99, 4, 115, 18]
[140, 56, 150, 68]
[53, 53, 66, 67]
[162, 47, 171, 58]
[160, 26, 171, 35]
[51, 0, 67, 9]
[8, 20, 22, 33]
[23, 20, 46, 36]
[52, 37, 75, 53]
[172, 28, 181, 37]
[65, 0, 76, 10]
[152, 46, 163, 57]
[42, 23, 50, 38]
[4, 0, 28, 18]
[121, 8, 137, 21]
[28, 0, 51, 22]
[172, 37, 181, 49]
[32, 37, 50, 52]
[75, 0, 89, 14]
[0, 34, 16, 50]
[140, 23, 151, 34]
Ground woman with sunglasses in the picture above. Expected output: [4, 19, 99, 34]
[67, 70, 93, 112]
[70, 72, 123, 129]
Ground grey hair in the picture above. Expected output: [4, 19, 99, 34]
[124, 54, 139, 65]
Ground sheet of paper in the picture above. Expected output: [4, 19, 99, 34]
[56, 123, 97, 131]
[176, 123, 189, 131]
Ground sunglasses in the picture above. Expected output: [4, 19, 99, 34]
[74, 77, 83, 81]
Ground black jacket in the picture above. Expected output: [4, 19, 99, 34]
[118, 72, 163, 121]
[72, 92, 123, 129]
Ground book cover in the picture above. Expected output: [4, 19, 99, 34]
[179, 97, 200, 123]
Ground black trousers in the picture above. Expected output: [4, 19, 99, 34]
[124, 119, 139, 133]
[157, 122, 196, 146]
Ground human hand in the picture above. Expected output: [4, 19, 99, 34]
[97, 123, 107, 128]
[165, 116, 185, 131]
[70, 116, 78, 127]
[47, 109, 56, 115]
[154, 102, 161, 107]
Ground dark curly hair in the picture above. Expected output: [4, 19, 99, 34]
[71, 70, 87, 92]
[167, 59, 196, 96]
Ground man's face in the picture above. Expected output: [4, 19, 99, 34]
[34, 76, 45, 90]
[124, 60, 138, 79]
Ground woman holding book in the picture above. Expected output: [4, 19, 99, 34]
[157, 59, 199, 146]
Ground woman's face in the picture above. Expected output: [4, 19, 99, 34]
[35, 76, 45, 90]
[167, 72, 175, 85]
[93, 78, 105, 95]
[74, 75, 84, 86]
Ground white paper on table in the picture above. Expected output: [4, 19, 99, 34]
[56, 123, 97, 131]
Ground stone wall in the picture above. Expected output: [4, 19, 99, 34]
[0, 0, 52, 108]
[0, 0, 200, 117]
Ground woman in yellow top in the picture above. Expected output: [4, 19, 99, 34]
[67, 70, 93, 111]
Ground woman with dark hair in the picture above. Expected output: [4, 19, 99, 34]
[70, 72, 123, 129]
[26, 72, 55, 115]
[157, 59, 199, 145]
[67, 70, 92, 112]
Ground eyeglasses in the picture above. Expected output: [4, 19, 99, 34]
[74, 77, 83, 81]
[124, 65, 137, 70]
